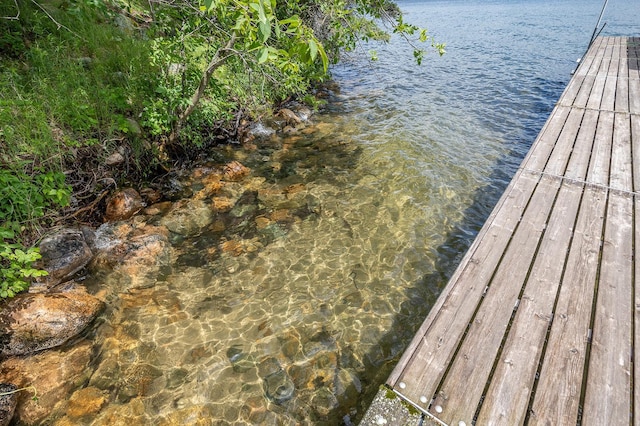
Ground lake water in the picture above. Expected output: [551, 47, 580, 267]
[78, 1, 640, 425]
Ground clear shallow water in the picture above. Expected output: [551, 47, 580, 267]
[75, 1, 640, 425]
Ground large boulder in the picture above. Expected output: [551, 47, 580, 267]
[0, 341, 94, 425]
[0, 287, 103, 356]
[37, 228, 93, 288]
[0, 383, 18, 426]
[104, 188, 144, 222]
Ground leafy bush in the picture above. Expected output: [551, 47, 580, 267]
[0, 227, 47, 299]
[0, 169, 70, 300]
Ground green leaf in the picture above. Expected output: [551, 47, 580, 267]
[257, 0, 267, 24]
[257, 48, 269, 64]
[258, 21, 271, 43]
[308, 39, 318, 61]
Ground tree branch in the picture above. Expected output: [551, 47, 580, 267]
[168, 33, 238, 144]
[30, 0, 85, 40]
[1, 0, 20, 20]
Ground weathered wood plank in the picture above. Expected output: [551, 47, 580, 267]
[616, 41, 630, 113]
[522, 106, 572, 172]
[630, 77, 640, 115]
[544, 108, 585, 176]
[635, 195, 640, 426]
[582, 191, 633, 426]
[475, 180, 582, 425]
[633, 114, 640, 194]
[528, 185, 607, 425]
[564, 109, 599, 181]
[388, 171, 540, 404]
[628, 38, 640, 115]
[609, 113, 632, 192]
[574, 39, 609, 109]
[430, 175, 562, 425]
[600, 41, 620, 112]
[586, 110, 614, 187]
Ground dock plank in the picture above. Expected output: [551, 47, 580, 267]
[609, 113, 632, 192]
[633, 115, 640, 194]
[522, 106, 571, 172]
[600, 41, 619, 111]
[527, 185, 607, 425]
[582, 191, 633, 426]
[564, 109, 599, 181]
[544, 108, 585, 176]
[635, 195, 640, 426]
[616, 41, 630, 113]
[475, 181, 582, 425]
[562, 38, 603, 104]
[574, 41, 608, 109]
[586, 110, 614, 187]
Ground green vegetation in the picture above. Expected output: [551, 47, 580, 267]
[0, 0, 443, 299]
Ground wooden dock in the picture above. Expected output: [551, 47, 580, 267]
[375, 36, 640, 425]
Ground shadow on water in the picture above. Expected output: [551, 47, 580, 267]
[337, 137, 531, 424]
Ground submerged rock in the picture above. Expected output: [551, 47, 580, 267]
[0, 287, 103, 356]
[37, 228, 93, 288]
[160, 199, 214, 236]
[222, 161, 250, 182]
[264, 370, 295, 404]
[104, 188, 144, 222]
[66, 386, 108, 420]
[0, 383, 18, 426]
[0, 341, 93, 425]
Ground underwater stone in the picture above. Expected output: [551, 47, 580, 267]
[264, 370, 295, 404]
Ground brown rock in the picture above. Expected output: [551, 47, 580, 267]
[66, 386, 107, 419]
[255, 216, 271, 229]
[277, 108, 302, 125]
[104, 150, 125, 166]
[139, 187, 162, 205]
[143, 201, 172, 216]
[222, 161, 250, 182]
[104, 188, 144, 222]
[285, 183, 305, 195]
[0, 341, 93, 425]
[37, 228, 93, 288]
[270, 209, 291, 222]
[0, 288, 103, 356]
[221, 240, 244, 257]
[89, 397, 146, 426]
[212, 197, 234, 212]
